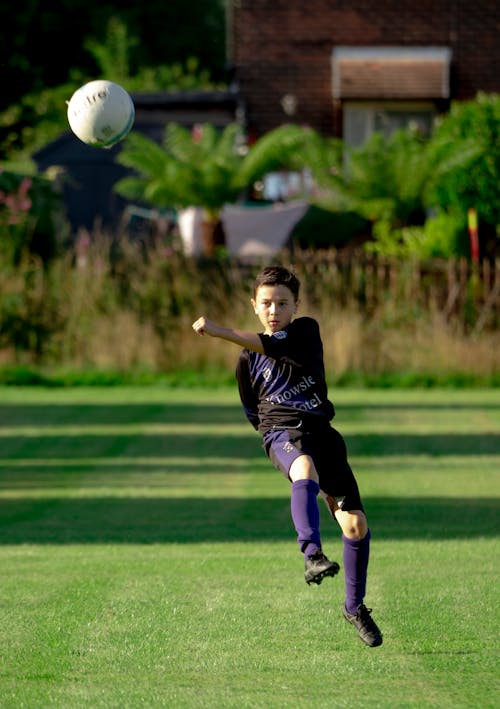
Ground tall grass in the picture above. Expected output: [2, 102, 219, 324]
[0, 232, 498, 382]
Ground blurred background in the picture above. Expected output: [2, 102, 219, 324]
[0, 0, 499, 385]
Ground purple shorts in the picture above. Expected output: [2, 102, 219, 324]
[263, 425, 364, 512]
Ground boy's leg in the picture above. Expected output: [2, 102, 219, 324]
[319, 429, 383, 646]
[289, 455, 324, 556]
[327, 501, 370, 612]
[341, 526, 382, 647]
[327, 499, 382, 647]
[289, 456, 340, 584]
[342, 525, 370, 614]
[290, 478, 321, 556]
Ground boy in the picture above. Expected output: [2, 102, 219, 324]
[192, 266, 382, 647]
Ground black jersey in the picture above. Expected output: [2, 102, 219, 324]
[235, 317, 335, 436]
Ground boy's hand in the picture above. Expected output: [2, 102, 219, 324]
[192, 316, 219, 337]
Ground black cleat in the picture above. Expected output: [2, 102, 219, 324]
[342, 604, 383, 647]
[304, 550, 340, 585]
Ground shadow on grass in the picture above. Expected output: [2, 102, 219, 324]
[1, 399, 499, 428]
[1, 401, 498, 545]
[0, 495, 497, 545]
[346, 433, 500, 456]
[1, 432, 499, 460]
[0, 403, 245, 427]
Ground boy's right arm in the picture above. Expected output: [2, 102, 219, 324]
[192, 316, 265, 354]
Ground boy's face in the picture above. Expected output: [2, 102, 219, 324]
[251, 284, 298, 335]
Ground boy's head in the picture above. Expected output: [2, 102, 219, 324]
[252, 266, 300, 301]
[251, 266, 300, 335]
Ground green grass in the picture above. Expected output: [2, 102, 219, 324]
[0, 386, 499, 708]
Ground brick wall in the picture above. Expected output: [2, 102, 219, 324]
[230, 0, 500, 136]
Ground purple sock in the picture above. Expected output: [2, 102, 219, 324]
[290, 479, 321, 557]
[343, 529, 371, 614]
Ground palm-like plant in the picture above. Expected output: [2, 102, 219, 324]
[314, 129, 432, 227]
[115, 122, 316, 255]
[424, 93, 499, 228]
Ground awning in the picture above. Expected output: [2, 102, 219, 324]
[178, 201, 309, 257]
[332, 47, 452, 99]
[221, 201, 309, 257]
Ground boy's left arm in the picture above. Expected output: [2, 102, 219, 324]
[236, 352, 260, 431]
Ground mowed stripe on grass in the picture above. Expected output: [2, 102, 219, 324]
[0, 387, 499, 708]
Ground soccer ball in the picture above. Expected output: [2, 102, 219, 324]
[66, 80, 135, 148]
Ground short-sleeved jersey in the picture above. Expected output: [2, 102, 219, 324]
[235, 317, 335, 436]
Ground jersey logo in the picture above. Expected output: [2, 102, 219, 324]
[272, 330, 287, 340]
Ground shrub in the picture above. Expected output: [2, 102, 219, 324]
[0, 257, 65, 362]
[0, 167, 67, 266]
[367, 211, 466, 259]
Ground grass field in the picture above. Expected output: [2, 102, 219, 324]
[0, 386, 499, 708]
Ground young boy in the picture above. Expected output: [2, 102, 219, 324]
[192, 266, 382, 647]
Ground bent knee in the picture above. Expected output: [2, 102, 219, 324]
[338, 510, 368, 540]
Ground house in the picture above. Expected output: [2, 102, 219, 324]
[35, 2, 499, 244]
[226, 0, 499, 145]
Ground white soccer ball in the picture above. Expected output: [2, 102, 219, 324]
[67, 80, 135, 148]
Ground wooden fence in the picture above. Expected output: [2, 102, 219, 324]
[229, 251, 500, 332]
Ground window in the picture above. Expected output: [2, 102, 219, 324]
[343, 102, 436, 148]
[331, 46, 450, 147]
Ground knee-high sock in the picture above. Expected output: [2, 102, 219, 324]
[343, 529, 371, 614]
[290, 479, 321, 557]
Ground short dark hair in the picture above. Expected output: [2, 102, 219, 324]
[253, 266, 300, 301]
